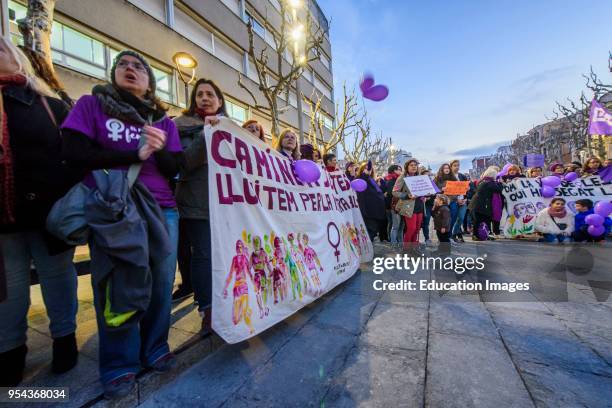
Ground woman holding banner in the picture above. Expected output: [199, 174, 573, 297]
[174, 78, 227, 338]
[242, 119, 266, 143]
[393, 159, 425, 248]
[582, 157, 604, 176]
[356, 162, 386, 241]
[276, 129, 300, 161]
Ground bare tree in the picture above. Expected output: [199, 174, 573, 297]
[18, 0, 70, 103]
[341, 113, 391, 164]
[303, 83, 360, 155]
[237, 1, 327, 143]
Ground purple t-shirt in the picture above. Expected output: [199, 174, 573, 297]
[61, 95, 181, 207]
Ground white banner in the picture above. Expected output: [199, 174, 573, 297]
[206, 119, 373, 343]
[403, 175, 438, 197]
[501, 176, 612, 237]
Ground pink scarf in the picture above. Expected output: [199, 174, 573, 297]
[548, 206, 567, 219]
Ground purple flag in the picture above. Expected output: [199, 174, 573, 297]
[431, 179, 441, 193]
[599, 164, 612, 183]
[588, 99, 612, 135]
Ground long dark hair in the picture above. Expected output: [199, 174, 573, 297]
[434, 163, 455, 184]
[184, 78, 228, 117]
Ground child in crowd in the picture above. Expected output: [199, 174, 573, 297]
[572, 199, 610, 242]
[432, 194, 451, 254]
[535, 198, 574, 243]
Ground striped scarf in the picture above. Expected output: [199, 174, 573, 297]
[0, 74, 27, 225]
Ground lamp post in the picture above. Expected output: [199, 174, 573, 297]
[172, 51, 198, 107]
[288, 0, 306, 144]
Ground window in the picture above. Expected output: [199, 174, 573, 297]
[269, 0, 281, 12]
[51, 21, 107, 78]
[244, 12, 265, 38]
[127, 0, 166, 23]
[8, 1, 27, 45]
[226, 100, 248, 125]
[173, 6, 214, 53]
[152, 67, 174, 104]
[314, 75, 332, 100]
[247, 58, 260, 83]
[320, 53, 331, 70]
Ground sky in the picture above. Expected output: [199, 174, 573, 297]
[317, 0, 612, 171]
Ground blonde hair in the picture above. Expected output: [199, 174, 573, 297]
[275, 128, 300, 160]
[480, 166, 499, 180]
[0, 36, 54, 97]
[357, 162, 376, 179]
[436, 194, 449, 205]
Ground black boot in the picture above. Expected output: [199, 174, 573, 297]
[52, 333, 78, 374]
[0, 344, 27, 386]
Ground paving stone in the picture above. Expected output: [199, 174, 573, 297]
[360, 303, 428, 351]
[323, 346, 425, 408]
[429, 297, 498, 342]
[313, 292, 377, 335]
[426, 332, 534, 408]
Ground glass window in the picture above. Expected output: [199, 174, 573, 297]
[226, 100, 248, 125]
[152, 67, 174, 104]
[8, 1, 28, 45]
[51, 21, 108, 78]
[314, 75, 332, 100]
[245, 12, 265, 38]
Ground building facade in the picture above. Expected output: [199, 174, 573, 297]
[1, 0, 335, 142]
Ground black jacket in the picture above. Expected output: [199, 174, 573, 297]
[357, 175, 386, 220]
[0, 85, 84, 237]
[469, 179, 503, 218]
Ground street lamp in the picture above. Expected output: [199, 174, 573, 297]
[172, 51, 198, 107]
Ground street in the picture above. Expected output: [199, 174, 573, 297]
[140, 240, 612, 408]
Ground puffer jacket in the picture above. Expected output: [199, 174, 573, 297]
[174, 114, 208, 219]
[534, 208, 574, 235]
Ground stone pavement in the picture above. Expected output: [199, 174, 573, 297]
[141, 240, 612, 408]
[18, 239, 612, 407]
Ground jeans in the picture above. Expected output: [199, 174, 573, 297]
[93, 207, 179, 384]
[422, 206, 432, 241]
[0, 231, 77, 352]
[390, 212, 403, 244]
[542, 233, 568, 243]
[184, 219, 212, 311]
[450, 202, 468, 236]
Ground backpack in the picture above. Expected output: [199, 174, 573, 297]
[477, 222, 489, 241]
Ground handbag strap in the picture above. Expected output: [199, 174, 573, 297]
[126, 114, 153, 188]
[40, 96, 57, 127]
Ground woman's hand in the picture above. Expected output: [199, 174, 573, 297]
[142, 126, 167, 151]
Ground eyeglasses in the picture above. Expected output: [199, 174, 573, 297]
[116, 60, 147, 73]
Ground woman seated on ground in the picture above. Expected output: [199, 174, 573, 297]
[534, 197, 574, 243]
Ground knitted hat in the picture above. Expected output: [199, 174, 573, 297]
[549, 162, 563, 172]
[111, 50, 156, 94]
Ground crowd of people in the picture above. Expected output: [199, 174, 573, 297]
[0, 38, 610, 399]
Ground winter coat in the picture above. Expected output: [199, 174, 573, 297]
[469, 179, 504, 218]
[174, 114, 208, 219]
[534, 208, 574, 235]
[384, 174, 399, 209]
[392, 176, 416, 218]
[432, 205, 451, 231]
[357, 175, 386, 220]
[0, 85, 84, 243]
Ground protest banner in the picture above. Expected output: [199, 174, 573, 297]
[443, 181, 470, 196]
[588, 99, 612, 135]
[403, 175, 438, 197]
[523, 154, 545, 168]
[205, 119, 374, 344]
[501, 176, 612, 237]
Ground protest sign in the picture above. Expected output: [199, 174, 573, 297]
[443, 181, 470, 196]
[403, 175, 438, 197]
[501, 176, 612, 237]
[206, 119, 373, 343]
[523, 154, 545, 168]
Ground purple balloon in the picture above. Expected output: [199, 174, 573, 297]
[585, 213, 605, 226]
[351, 178, 367, 192]
[363, 85, 389, 102]
[594, 201, 612, 218]
[360, 73, 374, 93]
[293, 159, 321, 183]
[541, 176, 561, 188]
[588, 224, 606, 237]
[541, 185, 556, 198]
[564, 171, 578, 182]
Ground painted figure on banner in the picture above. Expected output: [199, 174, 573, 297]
[223, 240, 256, 334]
[341, 223, 359, 258]
[250, 236, 273, 318]
[287, 233, 311, 296]
[283, 236, 303, 301]
[358, 224, 369, 250]
[271, 236, 289, 304]
[300, 234, 323, 296]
